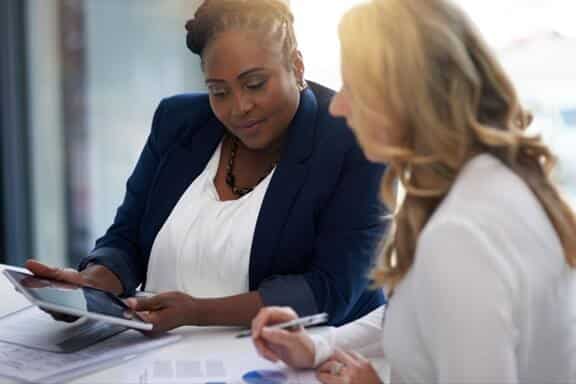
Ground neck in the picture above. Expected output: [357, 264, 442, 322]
[236, 134, 285, 158]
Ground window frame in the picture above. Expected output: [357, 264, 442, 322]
[0, 0, 33, 266]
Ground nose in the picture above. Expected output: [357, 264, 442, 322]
[232, 90, 254, 116]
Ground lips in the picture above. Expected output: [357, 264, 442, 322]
[235, 118, 266, 130]
[233, 119, 267, 138]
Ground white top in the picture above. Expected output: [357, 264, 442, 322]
[145, 141, 275, 298]
[313, 154, 576, 383]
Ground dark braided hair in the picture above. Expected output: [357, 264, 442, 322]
[185, 0, 297, 64]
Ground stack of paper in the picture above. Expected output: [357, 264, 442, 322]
[0, 329, 181, 383]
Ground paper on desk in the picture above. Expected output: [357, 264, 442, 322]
[0, 330, 181, 384]
[118, 348, 319, 384]
[0, 305, 126, 353]
[120, 357, 230, 383]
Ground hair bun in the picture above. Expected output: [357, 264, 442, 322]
[185, 18, 203, 55]
[184, 0, 294, 56]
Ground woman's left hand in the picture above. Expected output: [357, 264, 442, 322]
[316, 349, 381, 384]
[125, 291, 198, 333]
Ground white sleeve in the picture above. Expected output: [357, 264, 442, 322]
[312, 305, 386, 367]
[414, 219, 519, 383]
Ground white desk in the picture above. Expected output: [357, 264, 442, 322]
[0, 264, 319, 384]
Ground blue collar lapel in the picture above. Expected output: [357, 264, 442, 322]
[249, 88, 318, 289]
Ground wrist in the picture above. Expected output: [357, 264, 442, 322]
[311, 332, 335, 367]
[81, 264, 123, 295]
[184, 292, 263, 327]
[303, 332, 318, 369]
[184, 296, 204, 326]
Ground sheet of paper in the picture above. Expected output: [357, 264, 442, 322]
[118, 349, 319, 384]
[124, 358, 229, 383]
[0, 305, 126, 352]
[0, 330, 181, 384]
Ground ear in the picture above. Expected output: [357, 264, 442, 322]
[291, 50, 305, 83]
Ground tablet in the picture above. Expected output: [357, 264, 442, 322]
[3, 269, 153, 331]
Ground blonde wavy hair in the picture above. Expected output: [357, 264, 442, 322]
[338, 0, 576, 290]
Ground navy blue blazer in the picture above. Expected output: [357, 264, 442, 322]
[80, 82, 387, 326]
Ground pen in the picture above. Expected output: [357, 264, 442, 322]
[236, 312, 328, 338]
[134, 290, 157, 298]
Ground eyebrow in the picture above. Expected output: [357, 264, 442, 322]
[205, 67, 267, 84]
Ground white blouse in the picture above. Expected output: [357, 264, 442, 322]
[145, 140, 275, 298]
[313, 154, 576, 383]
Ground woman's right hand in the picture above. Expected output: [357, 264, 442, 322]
[25, 259, 123, 294]
[251, 307, 317, 369]
[25, 260, 89, 287]
[24, 259, 124, 322]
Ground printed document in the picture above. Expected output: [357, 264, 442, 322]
[0, 305, 126, 352]
[0, 327, 181, 383]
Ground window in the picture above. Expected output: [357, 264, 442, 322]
[459, 0, 576, 206]
[1, 0, 32, 266]
[0, 139, 4, 263]
[26, 0, 205, 265]
[291, 0, 362, 90]
[292, 0, 576, 205]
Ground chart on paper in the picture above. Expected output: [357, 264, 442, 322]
[126, 357, 318, 384]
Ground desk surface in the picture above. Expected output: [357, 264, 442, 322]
[0, 264, 319, 384]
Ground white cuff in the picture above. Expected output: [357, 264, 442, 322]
[312, 330, 336, 367]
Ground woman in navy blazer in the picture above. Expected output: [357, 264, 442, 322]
[26, 0, 386, 332]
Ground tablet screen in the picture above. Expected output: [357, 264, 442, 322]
[4, 270, 151, 329]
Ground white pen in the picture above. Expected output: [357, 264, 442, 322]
[236, 312, 328, 338]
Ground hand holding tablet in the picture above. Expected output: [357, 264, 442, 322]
[3, 269, 153, 330]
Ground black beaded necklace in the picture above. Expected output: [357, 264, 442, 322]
[225, 137, 278, 197]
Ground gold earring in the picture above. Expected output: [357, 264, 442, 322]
[298, 79, 307, 91]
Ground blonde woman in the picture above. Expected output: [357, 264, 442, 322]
[250, 0, 576, 382]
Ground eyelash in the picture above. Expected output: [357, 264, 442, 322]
[246, 80, 266, 90]
[209, 80, 267, 98]
[211, 90, 228, 98]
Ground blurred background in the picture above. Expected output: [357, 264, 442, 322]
[1, 0, 574, 267]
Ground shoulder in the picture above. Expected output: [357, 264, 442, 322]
[307, 81, 362, 157]
[149, 93, 215, 152]
[430, 154, 548, 230]
[307, 81, 349, 135]
[307, 80, 336, 110]
[155, 93, 213, 128]
[418, 153, 563, 278]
